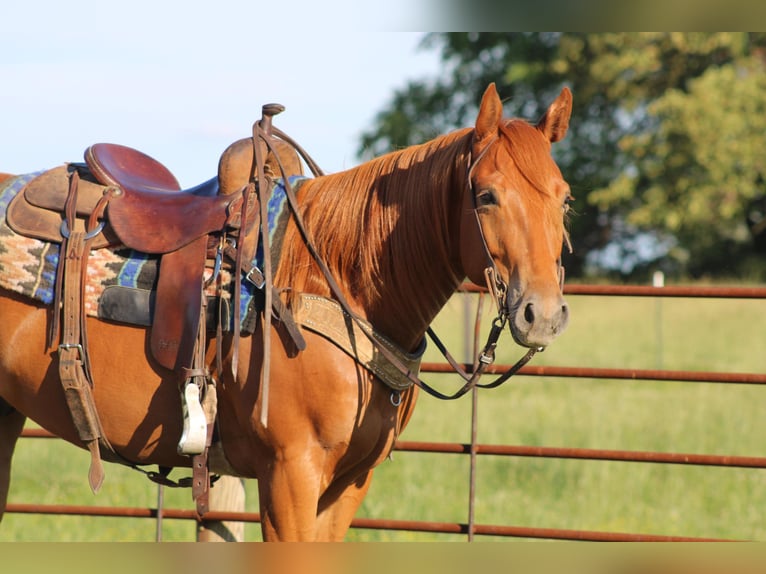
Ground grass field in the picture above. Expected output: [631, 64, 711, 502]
[2, 286, 765, 541]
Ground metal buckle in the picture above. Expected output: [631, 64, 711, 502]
[245, 266, 266, 289]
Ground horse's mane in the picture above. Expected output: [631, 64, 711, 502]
[276, 128, 472, 315]
[274, 118, 556, 344]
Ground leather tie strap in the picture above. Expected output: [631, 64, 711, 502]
[252, 119, 273, 427]
[57, 228, 105, 492]
[191, 302, 216, 517]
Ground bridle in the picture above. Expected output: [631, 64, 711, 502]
[251, 107, 565, 405]
[417, 136, 565, 401]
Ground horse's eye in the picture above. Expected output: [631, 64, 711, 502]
[563, 195, 574, 213]
[476, 189, 498, 207]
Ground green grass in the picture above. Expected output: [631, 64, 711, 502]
[2, 289, 766, 541]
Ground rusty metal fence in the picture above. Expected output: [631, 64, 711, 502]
[6, 283, 766, 541]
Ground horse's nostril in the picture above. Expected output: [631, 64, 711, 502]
[524, 302, 535, 324]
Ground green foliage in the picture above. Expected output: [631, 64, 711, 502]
[359, 33, 766, 280]
[594, 59, 766, 277]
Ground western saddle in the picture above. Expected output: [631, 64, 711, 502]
[6, 104, 312, 513]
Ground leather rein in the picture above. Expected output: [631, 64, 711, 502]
[252, 110, 562, 403]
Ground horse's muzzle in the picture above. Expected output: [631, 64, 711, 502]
[509, 291, 569, 349]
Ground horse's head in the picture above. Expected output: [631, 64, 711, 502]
[460, 83, 573, 349]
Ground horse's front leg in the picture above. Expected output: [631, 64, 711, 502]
[315, 469, 374, 541]
[258, 457, 375, 542]
[0, 407, 26, 521]
[257, 446, 326, 541]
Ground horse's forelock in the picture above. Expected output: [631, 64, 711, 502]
[499, 119, 558, 197]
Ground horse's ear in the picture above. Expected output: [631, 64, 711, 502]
[475, 83, 503, 145]
[537, 87, 572, 143]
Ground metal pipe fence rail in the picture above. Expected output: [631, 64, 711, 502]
[5, 283, 766, 541]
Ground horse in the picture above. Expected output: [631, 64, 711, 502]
[0, 83, 572, 541]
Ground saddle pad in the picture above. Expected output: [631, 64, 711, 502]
[0, 173, 306, 329]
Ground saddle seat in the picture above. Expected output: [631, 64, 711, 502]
[85, 143, 240, 254]
[84, 137, 305, 254]
[85, 143, 221, 197]
[85, 142, 183, 194]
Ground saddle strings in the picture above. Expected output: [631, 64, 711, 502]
[251, 114, 275, 427]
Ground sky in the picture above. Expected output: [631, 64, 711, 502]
[0, 1, 441, 186]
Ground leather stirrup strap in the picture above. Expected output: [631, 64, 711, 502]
[57, 170, 109, 492]
[190, 301, 216, 516]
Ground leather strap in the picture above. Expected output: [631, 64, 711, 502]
[252, 120, 273, 426]
[190, 301, 216, 516]
[57, 170, 112, 492]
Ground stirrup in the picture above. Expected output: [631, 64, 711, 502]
[177, 382, 207, 455]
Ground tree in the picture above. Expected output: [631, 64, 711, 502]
[359, 33, 766, 280]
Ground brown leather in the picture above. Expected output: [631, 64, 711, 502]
[6, 162, 239, 255]
[56, 174, 111, 493]
[6, 165, 119, 248]
[82, 144, 258, 255]
[7, 145, 261, 376]
[105, 186, 247, 254]
[105, 184, 255, 371]
[218, 137, 304, 195]
[85, 143, 181, 193]
[6, 163, 243, 373]
[150, 235, 208, 371]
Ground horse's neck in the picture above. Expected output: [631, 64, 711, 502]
[277, 131, 472, 353]
[341, 138, 471, 350]
[365, 204, 464, 351]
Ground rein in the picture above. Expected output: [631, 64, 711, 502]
[253, 111, 553, 402]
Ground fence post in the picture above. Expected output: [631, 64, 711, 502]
[653, 271, 665, 369]
[467, 291, 485, 542]
[196, 475, 246, 542]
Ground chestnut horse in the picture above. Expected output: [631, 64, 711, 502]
[0, 83, 572, 541]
